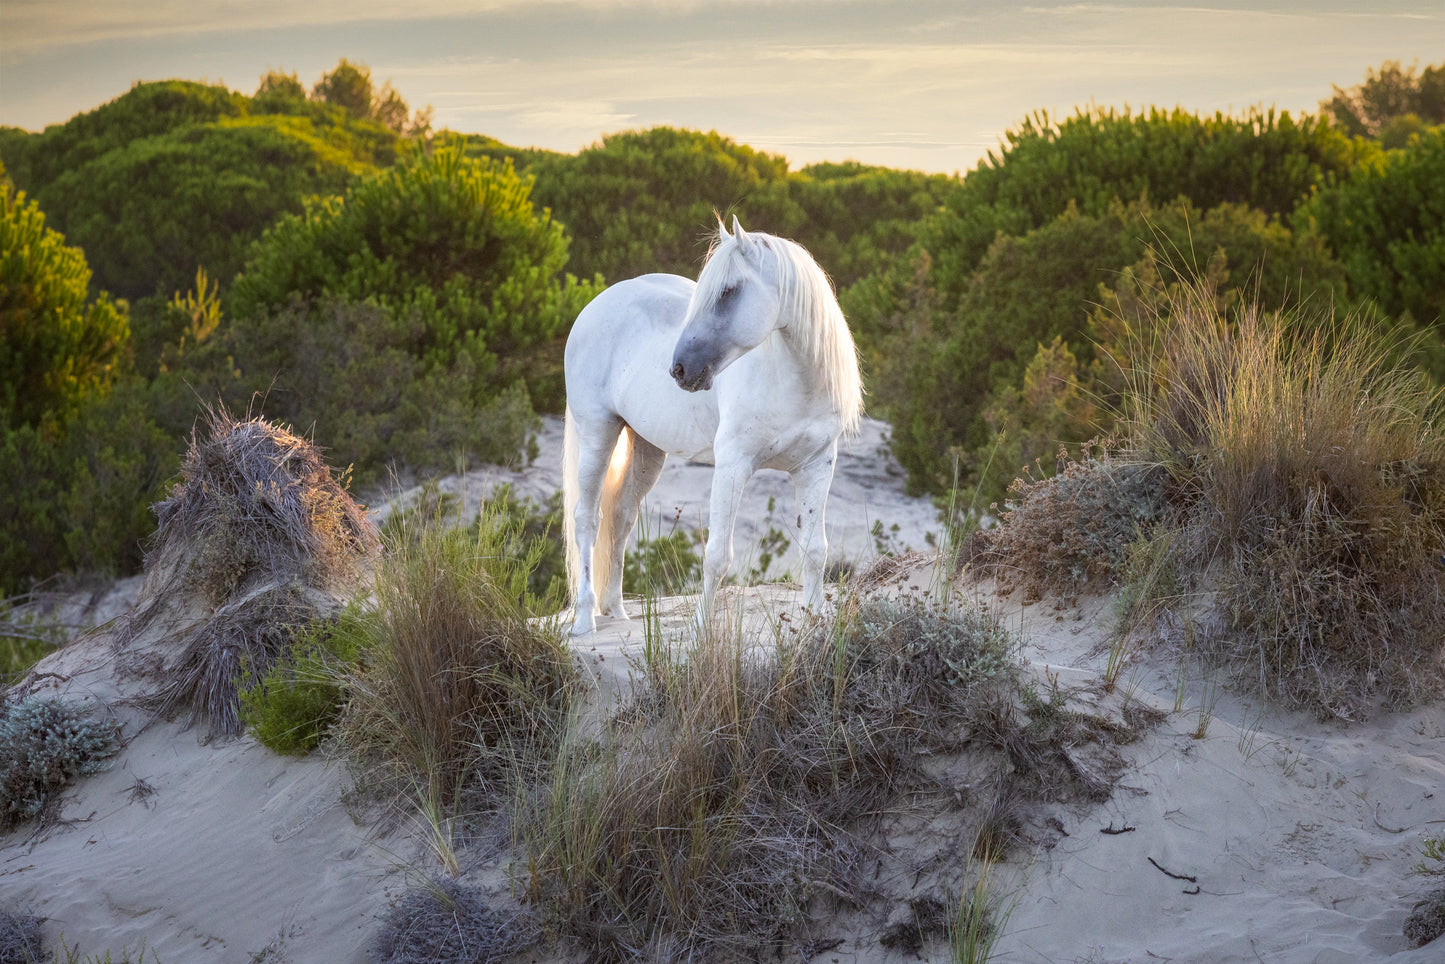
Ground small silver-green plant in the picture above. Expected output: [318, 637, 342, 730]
[1, 695, 119, 829]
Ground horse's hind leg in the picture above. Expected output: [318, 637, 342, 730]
[570, 415, 624, 635]
[792, 443, 839, 612]
[598, 434, 667, 619]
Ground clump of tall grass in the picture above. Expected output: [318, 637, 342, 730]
[1115, 279, 1445, 719]
[510, 596, 1109, 960]
[333, 496, 577, 823]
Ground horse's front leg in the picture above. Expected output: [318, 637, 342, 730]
[697, 457, 754, 632]
[792, 444, 838, 612]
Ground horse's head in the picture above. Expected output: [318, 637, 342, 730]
[670, 216, 782, 393]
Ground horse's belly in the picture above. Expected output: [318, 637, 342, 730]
[619, 386, 719, 463]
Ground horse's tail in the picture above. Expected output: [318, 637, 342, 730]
[562, 407, 633, 610]
[592, 425, 633, 609]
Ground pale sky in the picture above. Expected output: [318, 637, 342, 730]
[2, 1, 1441, 174]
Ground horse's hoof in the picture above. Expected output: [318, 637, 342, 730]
[570, 619, 596, 637]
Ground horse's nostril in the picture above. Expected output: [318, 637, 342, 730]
[670, 362, 685, 381]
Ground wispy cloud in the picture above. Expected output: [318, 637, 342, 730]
[2, 1, 1439, 172]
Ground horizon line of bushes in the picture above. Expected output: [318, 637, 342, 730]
[0, 57, 1441, 600]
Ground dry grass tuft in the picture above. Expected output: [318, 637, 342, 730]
[334, 498, 577, 821]
[119, 405, 379, 736]
[372, 877, 539, 964]
[985, 274, 1445, 720]
[511, 595, 1126, 960]
[1122, 285, 1445, 719]
[983, 446, 1171, 604]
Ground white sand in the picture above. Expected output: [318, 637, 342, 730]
[5, 420, 1444, 963]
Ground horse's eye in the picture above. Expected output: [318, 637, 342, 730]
[717, 284, 739, 308]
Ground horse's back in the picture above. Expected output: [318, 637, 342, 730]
[565, 273, 719, 460]
[570, 274, 693, 337]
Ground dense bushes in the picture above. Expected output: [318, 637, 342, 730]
[528, 127, 795, 281]
[527, 127, 954, 287]
[32, 118, 371, 299]
[0, 184, 170, 595]
[0, 80, 247, 191]
[210, 145, 597, 481]
[879, 198, 1349, 500]
[1302, 125, 1445, 332]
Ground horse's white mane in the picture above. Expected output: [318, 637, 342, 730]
[696, 224, 864, 435]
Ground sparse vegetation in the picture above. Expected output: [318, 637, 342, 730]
[509, 595, 1126, 959]
[0, 696, 118, 829]
[1119, 282, 1445, 719]
[983, 270, 1445, 719]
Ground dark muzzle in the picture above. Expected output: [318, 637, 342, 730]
[670, 359, 713, 392]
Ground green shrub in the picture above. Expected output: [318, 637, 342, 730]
[0, 696, 119, 829]
[624, 529, 703, 597]
[0, 376, 180, 596]
[910, 104, 1355, 316]
[1319, 59, 1445, 138]
[34, 117, 370, 300]
[213, 143, 598, 477]
[527, 126, 796, 282]
[0, 184, 128, 433]
[1410, 830, 1445, 947]
[238, 614, 360, 755]
[0, 80, 247, 193]
[182, 298, 542, 486]
[1302, 125, 1445, 330]
[882, 198, 1349, 499]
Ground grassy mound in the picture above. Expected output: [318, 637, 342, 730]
[986, 281, 1445, 720]
[118, 406, 379, 736]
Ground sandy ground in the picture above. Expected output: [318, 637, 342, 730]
[4, 419, 1444, 963]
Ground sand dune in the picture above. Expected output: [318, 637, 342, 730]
[5, 419, 1443, 962]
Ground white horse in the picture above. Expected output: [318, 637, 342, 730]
[562, 217, 863, 636]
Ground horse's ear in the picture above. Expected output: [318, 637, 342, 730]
[731, 215, 748, 245]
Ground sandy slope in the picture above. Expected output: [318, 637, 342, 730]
[5, 420, 1444, 963]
